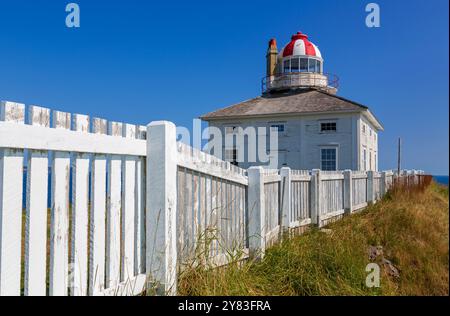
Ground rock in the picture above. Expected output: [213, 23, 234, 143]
[382, 258, 400, 278]
[368, 245, 384, 261]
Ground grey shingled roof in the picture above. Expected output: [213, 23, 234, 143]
[200, 89, 369, 120]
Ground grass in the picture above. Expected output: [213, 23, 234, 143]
[178, 182, 449, 296]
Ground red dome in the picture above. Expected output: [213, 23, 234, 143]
[280, 32, 322, 58]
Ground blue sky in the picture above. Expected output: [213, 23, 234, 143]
[0, 0, 448, 174]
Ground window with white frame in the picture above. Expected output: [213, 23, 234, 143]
[374, 153, 377, 171]
[362, 124, 366, 134]
[283, 59, 290, 73]
[363, 148, 367, 170]
[224, 148, 238, 165]
[308, 59, 317, 72]
[320, 122, 337, 132]
[224, 126, 238, 135]
[282, 57, 323, 74]
[321, 147, 337, 171]
[270, 123, 285, 133]
[300, 58, 308, 72]
[290, 58, 299, 72]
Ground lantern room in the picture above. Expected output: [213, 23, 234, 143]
[263, 32, 338, 94]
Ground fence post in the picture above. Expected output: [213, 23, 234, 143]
[367, 171, 375, 203]
[381, 171, 387, 197]
[247, 166, 265, 258]
[402, 170, 408, 188]
[343, 169, 353, 214]
[146, 121, 178, 295]
[280, 167, 291, 231]
[311, 169, 321, 227]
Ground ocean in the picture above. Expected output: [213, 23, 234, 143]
[433, 176, 449, 186]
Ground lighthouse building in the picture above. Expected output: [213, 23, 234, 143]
[200, 32, 383, 171]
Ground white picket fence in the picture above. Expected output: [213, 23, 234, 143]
[0, 102, 147, 296]
[0, 101, 424, 296]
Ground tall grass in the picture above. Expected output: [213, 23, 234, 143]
[178, 182, 449, 296]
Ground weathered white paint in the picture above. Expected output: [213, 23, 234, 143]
[135, 125, 146, 275]
[343, 169, 353, 214]
[89, 118, 108, 295]
[147, 121, 178, 295]
[310, 169, 321, 226]
[0, 101, 25, 296]
[70, 114, 90, 296]
[247, 167, 265, 257]
[280, 167, 291, 229]
[49, 110, 71, 296]
[24, 106, 49, 296]
[0, 122, 145, 156]
[121, 124, 137, 281]
[105, 121, 121, 290]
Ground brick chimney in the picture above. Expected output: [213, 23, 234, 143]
[266, 38, 278, 77]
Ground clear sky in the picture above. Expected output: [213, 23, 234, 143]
[0, 0, 448, 174]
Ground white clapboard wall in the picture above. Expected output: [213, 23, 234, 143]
[0, 101, 147, 296]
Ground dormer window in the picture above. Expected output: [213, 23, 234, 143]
[320, 122, 337, 132]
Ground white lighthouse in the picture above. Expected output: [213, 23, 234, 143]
[264, 32, 338, 94]
[201, 31, 382, 171]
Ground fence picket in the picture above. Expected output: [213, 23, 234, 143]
[70, 114, 90, 296]
[105, 121, 121, 290]
[49, 110, 71, 296]
[23, 106, 49, 296]
[0, 101, 25, 296]
[89, 118, 107, 295]
[134, 126, 146, 275]
[121, 124, 136, 281]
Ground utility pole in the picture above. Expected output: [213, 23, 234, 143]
[397, 137, 401, 175]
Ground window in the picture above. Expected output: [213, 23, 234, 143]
[224, 148, 238, 165]
[320, 122, 337, 132]
[362, 124, 366, 134]
[300, 58, 308, 72]
[374, 153, 377, 171]
[283, 59, 290, 73]
[369, 128, 372, 136]
[290, 58, 299, 72]
[317, 61, 322, 73]
[363, 148, 367, 171]
[308, 59, 317, 72]
[369, 151, 372, 170]
[270, 124, 285, 133]
[321, 148, 337, 171]
[225, 126, 238, 135]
